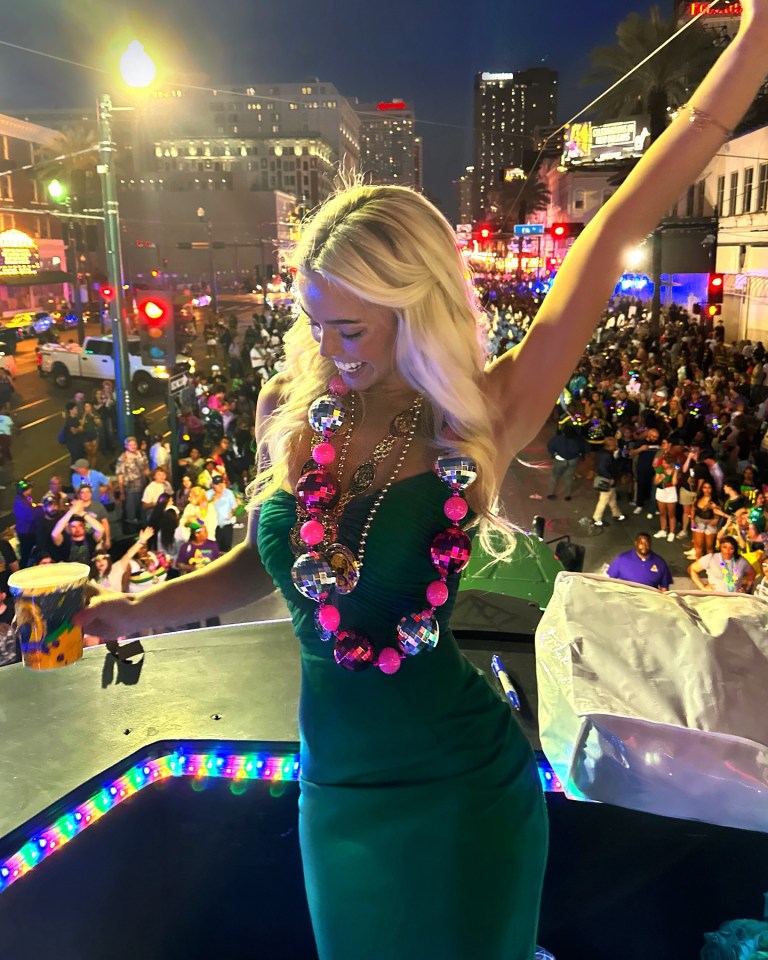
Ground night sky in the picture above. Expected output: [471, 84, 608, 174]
[2, 0, 675, 215]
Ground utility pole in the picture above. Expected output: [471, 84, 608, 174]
[97, 92, 132, 444]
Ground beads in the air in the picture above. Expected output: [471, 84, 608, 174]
[312, 441, 336, 466]
[377, 647, 403, 675]
[296, 469, 339, 514]
[426, 579, 449, 608]
[444, 494, 468, 522]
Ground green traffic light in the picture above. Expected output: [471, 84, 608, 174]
[47, 179, 68, 202]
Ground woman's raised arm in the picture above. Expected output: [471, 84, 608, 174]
[488, 2, 768, 456]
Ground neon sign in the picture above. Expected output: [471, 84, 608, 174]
[377, 101, 406, 111]
[0, 230, 40, 278]
[689, 2, 741, 15]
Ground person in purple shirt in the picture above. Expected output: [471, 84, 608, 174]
[606, 532, 673, 592]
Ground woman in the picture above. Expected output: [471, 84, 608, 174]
[653, 453, 679, 541]
[179, 483, 218, 536]
[688, 535, 755, 593]
[76, 15, 768, 957]
[689, 480, 727, 560]
[174, 473, 193, 512]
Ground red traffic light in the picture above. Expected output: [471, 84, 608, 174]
[101, 285, 115, 301]
[138, 296, 170, 332]
[479, 226, 491, 239]
[551, 223, 567, 238]
[707, 273, 724, 304]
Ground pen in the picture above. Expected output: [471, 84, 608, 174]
[491, 654, 521, 711]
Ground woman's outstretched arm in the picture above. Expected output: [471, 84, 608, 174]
[489, 2, 768, 455]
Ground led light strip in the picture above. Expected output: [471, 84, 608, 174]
[0, 748, 562, 894]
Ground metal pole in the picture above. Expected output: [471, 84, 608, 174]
[208, 218, 219, 313]
[97, 92, 132, 445]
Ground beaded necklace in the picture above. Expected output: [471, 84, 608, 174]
[290, 375, 477, 675]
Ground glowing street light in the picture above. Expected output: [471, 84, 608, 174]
[119, 40, 156, 88]
[98, 38, 158, 445]
[47, 179, 68, 202]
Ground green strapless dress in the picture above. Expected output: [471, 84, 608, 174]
[258, 471, 548, 960]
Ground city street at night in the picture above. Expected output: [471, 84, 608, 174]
[1, 2, 768, 959]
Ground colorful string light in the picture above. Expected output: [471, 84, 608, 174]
[0, 746, 562, 895]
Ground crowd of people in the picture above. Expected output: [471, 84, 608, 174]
[0, 307, 297, 661]
[543, 297, 768, 599]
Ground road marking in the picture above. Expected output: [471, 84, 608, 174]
[14, 399, 48, 413]
[19, 412, 61, 431]
[25, 454, 69, 479]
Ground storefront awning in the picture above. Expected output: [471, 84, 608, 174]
[0, 270, 73, 287]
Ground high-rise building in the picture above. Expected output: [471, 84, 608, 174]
[354, 100, 422, 189]
[455, 166, 474, 225]
[472, 68, 558, 221]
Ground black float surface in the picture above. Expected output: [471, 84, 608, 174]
[1, 622, 767, 959]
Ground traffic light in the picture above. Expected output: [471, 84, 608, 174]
[136, 291, 176, 367]
[705, 303, 722, 318]
[101, 285, 115, 302]
[548, 222, 585, 239]
[707, 273, 724, 304]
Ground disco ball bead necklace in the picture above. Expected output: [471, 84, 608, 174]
[290, 374, 477, 675]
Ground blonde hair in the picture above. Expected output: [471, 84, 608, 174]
[252, 183, 515, 552]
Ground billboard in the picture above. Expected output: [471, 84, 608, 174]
[563, 119, 650, 166]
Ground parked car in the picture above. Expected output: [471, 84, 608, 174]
[39, 334, 191, 396]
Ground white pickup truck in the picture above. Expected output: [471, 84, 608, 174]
[39, 336, 185, 396]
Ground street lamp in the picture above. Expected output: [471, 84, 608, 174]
[96, 39, 156, 446]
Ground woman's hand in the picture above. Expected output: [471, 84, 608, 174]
[74, 591, 138, 643]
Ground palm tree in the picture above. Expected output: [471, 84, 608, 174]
[583, 6, 718, 328]
[36, 123, 100, 215]
[486, 173, 551, 236]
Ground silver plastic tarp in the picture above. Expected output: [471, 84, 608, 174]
[536, 572, 768, 833]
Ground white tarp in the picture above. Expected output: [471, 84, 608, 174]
[536, 572, 768, 832]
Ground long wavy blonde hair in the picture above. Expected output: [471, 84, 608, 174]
[251, 183, 515, 552]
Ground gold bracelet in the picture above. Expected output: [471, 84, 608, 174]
[681, 103, 733, 139]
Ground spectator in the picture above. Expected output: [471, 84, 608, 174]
[90, 527, 155, 593]
[175, 474, 193, 512]
[176, 521, 221, 629]
[149, 435, 172, 472]
[606, 532, 673, 592]
[45, 475, 69, 512]
[749, 555, 768, 601]
[71, 459, 113, 502]
[51, 505, 104, 563]
[629, 428, 661, 520]
[0, 403, 14, 470]
[127, 538, 168, 594]
[33, 494, 68, 563]
[156, 505, 186, 575]
[592, 437, 626, 527]
[546, 420, 587, 501]
[141, 467, 173, 523]
[13, 479, 40, 568]
[75, 483, 111, 550]
[210, 474, 238, 552]
[116, 435, 150, 533]
[180, 484, 217, 535]
[59, 402, 86, 464]
[81, 400, 101, 468]
[688, 536, 755, 594]
[653, 454, 679, 542]
[688, 480, 728, 561]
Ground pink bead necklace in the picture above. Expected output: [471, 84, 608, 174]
[290, 375, 477, 675]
